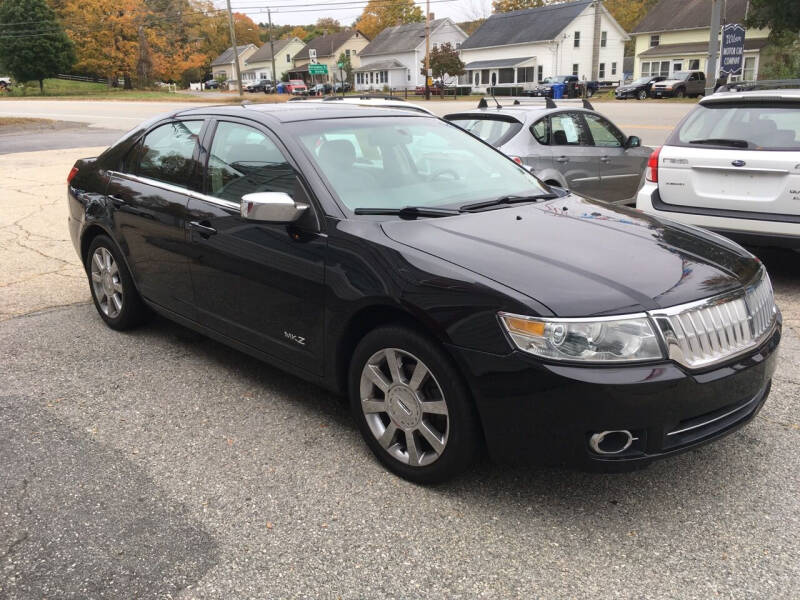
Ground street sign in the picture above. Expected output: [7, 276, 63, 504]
[309, 64, 328, 75]
[309, 48, 317, 64]
[337, 62, 344, 69]
[720, 23, 745, 75]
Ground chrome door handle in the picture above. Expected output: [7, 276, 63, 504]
[555, 156, 569, 163]
[600, 156, 611, 163]
[189, 221, 217, 237]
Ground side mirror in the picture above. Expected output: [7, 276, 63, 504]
[241, 192, 308, 223]
[625, 136, 641, 149]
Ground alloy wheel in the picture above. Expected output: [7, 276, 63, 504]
[638, 90, 647, 100]
[359, 348, 449, 467]
[90, 247, 123, 319]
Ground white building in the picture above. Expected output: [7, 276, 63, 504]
[354, 18, 468, 91]
[242, 37, 306, 83]
[460, 0, 628, 92]
[210, 44, 259, 84]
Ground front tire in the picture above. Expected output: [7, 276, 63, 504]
[675, 88, 685, 98]
[86, 235, 149, 330]
[349, 325, 481, 484]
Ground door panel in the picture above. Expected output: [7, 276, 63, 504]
[584, 113, 644, 201]
[188, 119, 326, 375]
[107, 119, 203, 317]
[548, 112, 600, 197]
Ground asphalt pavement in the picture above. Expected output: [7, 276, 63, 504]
[0, 100, 798, 598]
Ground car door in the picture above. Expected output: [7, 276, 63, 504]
[547, 111, 599, 197]
[526, 116, 554, 176]
[583, 112, 645, 202]
[106, 118, 204, 318]
[186, 118, 327, 375]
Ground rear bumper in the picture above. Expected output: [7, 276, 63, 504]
[447, 321, 780, 470]
[636, 185, 800, 248]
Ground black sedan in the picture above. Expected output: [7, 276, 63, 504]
[67, 104, 781, 483]
[615, 76, 666, 100]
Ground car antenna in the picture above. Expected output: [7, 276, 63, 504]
[545, 97, 557, 109]
[582, 98, 594, 110]
[477, 97, 488, 108]
[490, 86, 502, 109]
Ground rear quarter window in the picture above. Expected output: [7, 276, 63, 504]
[445, 116, 523, 147]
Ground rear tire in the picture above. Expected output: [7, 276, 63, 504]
[349, 325, 481, 484]
[85, 235, 149, 330]
[637, 89, 647, 100]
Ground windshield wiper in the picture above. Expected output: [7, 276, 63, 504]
[459, 194, 558, 212]
[354, 206, 460, 219]
[689, 138, 750, 148]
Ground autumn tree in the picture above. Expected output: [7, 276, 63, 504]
[356, 0, 423, 40]
[420, 42, 465, 82]
[289, 26, 310, 41]
[0, 0, 75, 93]
[491, 0, 553, 13]
[316, 18, 342, 34]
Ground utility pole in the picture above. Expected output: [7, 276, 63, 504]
[424, 0, 430, 100]
[268, 8, 277, 88]
[225, 0, 243, 98]
[705, 0, 723, 95]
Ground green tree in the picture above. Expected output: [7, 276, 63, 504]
[356, 0, 423, 39]
[336, 51, 352, 84]
[0, 0, 75, 93]
[746, 0, 800, 36]
[421, 42, 465, 82]
[491, 0, 552, 13]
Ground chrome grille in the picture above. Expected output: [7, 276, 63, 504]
[651, 270, 776, 369]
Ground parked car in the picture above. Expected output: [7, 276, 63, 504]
[615, 76, 667, 100]
[245, 79, 274, 93]
[334, 81, 352, 93]
[525, 76, 599, 98]
[203, 79, 219, 90]
[637, 88, 800, 248]
[651, 71, 706, 98]
[67, 104, 780, 483]
[445, 101, 652, 204]
[309, 83, 333, 96]
[287, 79, 308, 95]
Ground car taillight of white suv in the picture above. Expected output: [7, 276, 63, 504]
[636, 89, 800, 248]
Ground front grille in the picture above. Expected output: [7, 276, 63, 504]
[651, 270, 776, 369]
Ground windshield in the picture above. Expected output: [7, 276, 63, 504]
[631, 77, 651, 85]
[672, 71, 691, 80]
[445, 116, 523, 146]
[672, 103, 800, 150]
[544, 76, 569, 84]
[291, 117, 547, 211]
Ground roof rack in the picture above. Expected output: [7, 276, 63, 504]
[717, 78, 800, 93]
[479, 96, 595, 111]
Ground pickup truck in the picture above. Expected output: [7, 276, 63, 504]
[650, 71, 706, 98]
[525, 75, 599, 98]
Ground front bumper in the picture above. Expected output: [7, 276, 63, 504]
[651, 88, 675, 98]
[448, 322, 780, 470]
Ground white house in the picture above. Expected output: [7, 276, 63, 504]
[459, 0, 628, 92]
[354, 18, 468, 91]
[242, 37, 306, 83]
[210, 44, 259, 83]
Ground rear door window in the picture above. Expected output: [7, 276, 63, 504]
[550, 113, 591, 146]
[137, 120, 203, 186]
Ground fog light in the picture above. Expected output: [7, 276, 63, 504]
[589, 430, 637, 455]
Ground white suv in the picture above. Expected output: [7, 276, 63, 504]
[637, 89, 800, 248]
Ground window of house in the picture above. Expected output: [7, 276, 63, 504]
[601, 31, 607, 48]
[650, 35, 660, 47]
[498, 68, 515, 84]
[481, 69, 490, 84]
[611, 62, 617, 75]
[743, 55, 756, 80]
[659, 61, 670, 77]
[574, 31, 580, 48]
[689, 59, 700, 70]
[641, 62, 651, 77]
[537, 65, 543, 82]
[599, 63, 606, 79]
[352, 49, 357, 55]
[207, 122, 296, 203]
[517, 67, 535, 83]
[572, 63, 579, 77]
[474, 71, 480, 86]
[345, 49, 350, 57]
[137, 120, 202, 187]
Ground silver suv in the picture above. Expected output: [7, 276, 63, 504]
[445, 102, 652, 204]
[651, 71, 706, 99]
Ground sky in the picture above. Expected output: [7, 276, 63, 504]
[219, 0, 494, 28]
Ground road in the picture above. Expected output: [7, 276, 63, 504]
[0, 102, 798, 598]
[0, 96, 693, 146]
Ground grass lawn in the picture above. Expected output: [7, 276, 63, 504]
[0, 116, 55, 127]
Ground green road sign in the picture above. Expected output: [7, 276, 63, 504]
[337, 62, 343, 69]
[309, 64, 328, 75]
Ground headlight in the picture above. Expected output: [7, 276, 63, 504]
[499, 312, 664, 363]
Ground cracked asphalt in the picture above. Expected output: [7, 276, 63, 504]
[0, 128, 799, 598]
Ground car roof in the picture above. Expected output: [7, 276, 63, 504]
[701, 88, 800, 104]
[445, 105, 591, 121]
[175, 103, 433, 123]
[295, 97, 435, 115]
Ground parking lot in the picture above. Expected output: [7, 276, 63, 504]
[1, 100, 799, 598]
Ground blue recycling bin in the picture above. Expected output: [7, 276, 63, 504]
[552, 83, 565, 99]
[276, 82, 286, 94]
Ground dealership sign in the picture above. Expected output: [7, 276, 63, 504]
[720, 23, 745, 75]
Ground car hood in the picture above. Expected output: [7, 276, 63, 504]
[381, 195, 759, 317]
[655, 79, 683, 86]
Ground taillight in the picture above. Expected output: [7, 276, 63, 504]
[511, 156, 523, 165]
[67, 166, 79, 184]
[645, 146, 661, 183]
